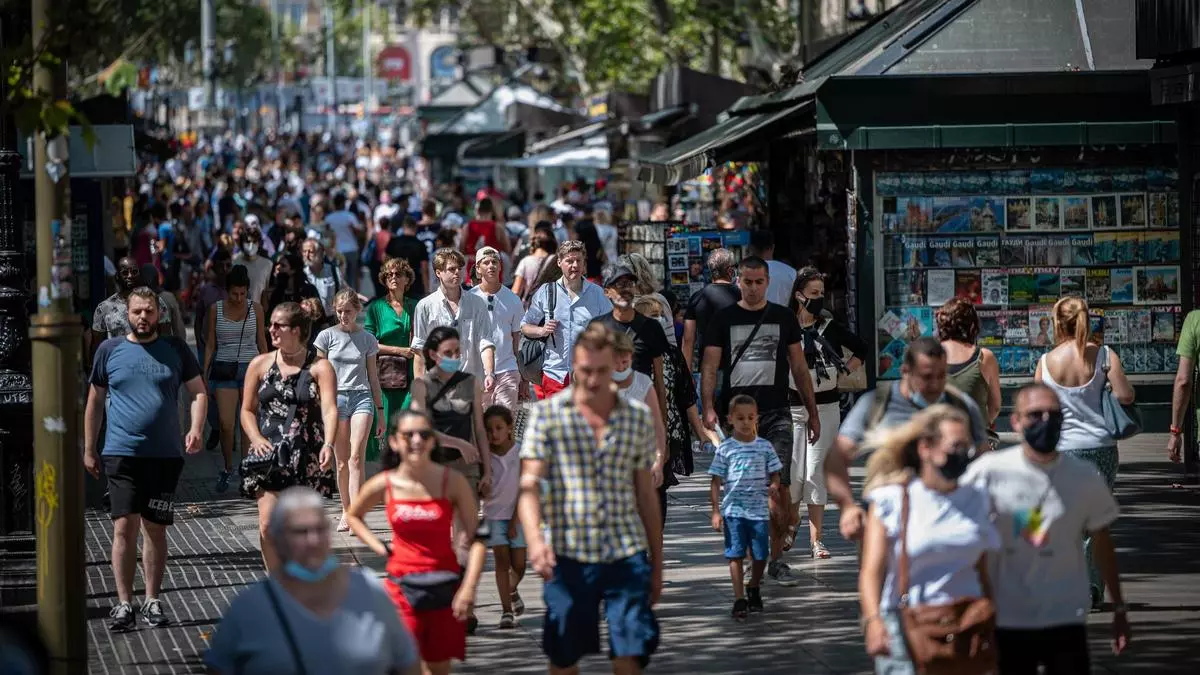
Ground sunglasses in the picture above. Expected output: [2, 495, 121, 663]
[270, 321, 295, 330]
[486, 295, 495, 312]
[400, 429, 434, 440]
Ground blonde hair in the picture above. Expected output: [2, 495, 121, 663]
[1052, 296, 1091, 352]
[862, 404, 969, 494]
[433, 248, 466, 272]
[611, 330, 635, 355]
[333, 287, 361, 311]
[633, 296, 661, 318]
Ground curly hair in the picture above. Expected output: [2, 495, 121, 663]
[936, 298, 980, 344]
[379, 256, 414, 287]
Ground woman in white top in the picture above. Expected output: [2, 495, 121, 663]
[859, 405, 1000, 674]
[612, 332, 667, 477]
[1034, 295, 1134, 607]
[204, 264, 268, 493]
[315, 288, 385, 531]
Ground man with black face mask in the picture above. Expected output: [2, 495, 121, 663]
[91, 257, 174, 366]
[961, 383, 1130, 673]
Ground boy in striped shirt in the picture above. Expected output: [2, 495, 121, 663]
[708, 394, 783, 620]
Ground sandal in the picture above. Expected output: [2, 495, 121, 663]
[782, 526, 798, 552]
[812, 540, 832, 559]
[336, 515, 350, 532]
[731, 598, 749, 621]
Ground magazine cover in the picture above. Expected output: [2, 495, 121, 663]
[982, 269, 1009, 305]
[1093, 231, 1117, 263]
[969, 197, 1005, 231]
[1146, 344, 1166, 373]
[1105, 309, 1128, 344]
[1000, 237, 1028, 265]
[885, 271, 927, 306]
[1046, 236, 1071, 265]
[926, 269, 956, 307]
[1085, 269, 1111, 305]
[1152, 306, 1182, 342]
[1005, 310, 1031, 345]
[1143, 231, 1167, 263]
[1011, 347, 1033, 375]
[903, 236, 930, 267]
[1116, 232, 1143, 264]
[1035, 269, 1061, 303]
[1063, 196, 1090, 230]
[976, 237, 1001, 265]
[929, 238, 953, 267]
[1026, 236, 1050, 266]
[1060, 267, 1085, 297]
[1135, 265, 1182, 305]
[1007, 197, 1033, 231]
[879, 336, 907, 379]
[898, 307, 935, 341]
[884, 236, 905, 267]
[901, 197, 934, 232]
[1167, 193, 1181, 227]
[878, 309, 906, 341]
[1092, 195, 1118, 229]
[1034, 196, 1062, 230]
[1070, 234, 1094, 264]
[1128, 309, 1153, 344]
[1119, 194, 1148, 228]
[1148, 193, 1168, 228]
[1009, 270, 1038, 305]
[932, 197, 972, 232]
[996, 347, 1015, 375]
[955, 270, 982, 304]
[951, 238, 976, 267]
[1028, 307, 1055, 347]
[1089, 308, 1106, 343]
[978, 310, 1007, 346]
[1110, 267, 1135, 303]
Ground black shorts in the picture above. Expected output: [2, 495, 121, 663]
[103, 456, 185, 525]
[162, 261, 182, 292]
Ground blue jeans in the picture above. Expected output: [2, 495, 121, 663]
[722, 516, 769, 560]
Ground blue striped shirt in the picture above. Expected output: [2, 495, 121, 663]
[708, 437, 782, 521]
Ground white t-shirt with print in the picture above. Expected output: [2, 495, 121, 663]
[470, 285, 523, 374]
[961, 445, 1119, 629]
[867, 480, 1000, 612]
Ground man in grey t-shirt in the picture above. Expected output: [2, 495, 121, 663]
[826, 337, 988, 541]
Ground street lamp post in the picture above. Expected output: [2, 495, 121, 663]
[30, 0, 85, 672]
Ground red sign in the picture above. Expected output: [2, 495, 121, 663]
[377, 46, 412, 83]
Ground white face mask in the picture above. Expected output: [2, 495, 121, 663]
[612, 367, 633, 383]
[243, 242, 259, 257]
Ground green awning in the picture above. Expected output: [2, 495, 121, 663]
[636, 101, 812, 185]
[821, 121, 1177, 150]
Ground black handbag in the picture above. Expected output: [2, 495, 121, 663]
[517, 277, 558, 383]
[241, 365, 313, 474]
[388, 570, 462, 611]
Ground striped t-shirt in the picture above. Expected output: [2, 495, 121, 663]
[708, 437, 783, 521]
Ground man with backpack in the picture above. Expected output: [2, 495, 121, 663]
[826, 337, 989, 541]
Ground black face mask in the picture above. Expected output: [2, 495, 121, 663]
[937, 452, 972, 481]
[1023, 411, 1064, 454]
[803, 296, 825, 316]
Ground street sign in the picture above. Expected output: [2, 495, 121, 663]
[377, 45, 412, 83]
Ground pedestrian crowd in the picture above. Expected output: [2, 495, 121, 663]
[81, 130, 1143, 675]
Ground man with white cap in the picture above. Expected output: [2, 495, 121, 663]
[470, 246, 523, 410]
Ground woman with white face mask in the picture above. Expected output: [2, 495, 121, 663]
[204, 487, 422, 675]
[612, 332, 668, 473]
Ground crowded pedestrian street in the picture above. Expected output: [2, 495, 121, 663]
[79, 431, 1200, 674]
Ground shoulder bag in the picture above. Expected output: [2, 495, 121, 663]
[263, 581, 309, 675]
[1099, 345, 1142, 440]
[728, 305, 770, 373]
[517, 279, 558, 383]
[897, 482, 997, 675]
[241, 359, 314, 474]
[426, 371, 470, 464]
[377, 303, 411, 390]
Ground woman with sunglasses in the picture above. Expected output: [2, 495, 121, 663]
[263, 251, 320, 318]
[346, 410, 487, 675]
[240, 302, 339, 573]
[365, 257, 418, 416]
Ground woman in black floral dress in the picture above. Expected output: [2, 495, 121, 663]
[240, 302, 339, 572]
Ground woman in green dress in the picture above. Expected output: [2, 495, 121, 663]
[364, 258, 418, 460]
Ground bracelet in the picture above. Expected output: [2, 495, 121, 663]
[860, 614, 882, 630]
[1170, 425, 1183, 436]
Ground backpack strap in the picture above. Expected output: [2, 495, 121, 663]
[867, 382, 893, 429]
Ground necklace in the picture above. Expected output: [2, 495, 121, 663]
[280, 347, 306, 361]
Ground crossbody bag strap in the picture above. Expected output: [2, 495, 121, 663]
[729, 306, 770, 372]
[428, 371, 468, 409]
[898, 481, 912, 608]
[233, 302, 247, 363]
[264, 581, 309, 675]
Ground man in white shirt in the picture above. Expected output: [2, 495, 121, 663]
[961, 383, 1130, 672]
[470, 247, 523, 410]
[749, 230, 797, 307]
[324, 193, 364, 293]
[411, 249, 497, 389]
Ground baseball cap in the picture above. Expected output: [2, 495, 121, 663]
[602, 263, 636, 288]
[475, 246, 501, 263]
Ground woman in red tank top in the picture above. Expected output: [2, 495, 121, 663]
[346, 409, 487, 674]
[460, 198, 511, 283]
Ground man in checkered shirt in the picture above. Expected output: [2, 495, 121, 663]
[517, 322, 663, 674]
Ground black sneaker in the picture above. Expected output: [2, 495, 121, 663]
[108, 602, 135, 632]
[140, 599, 171, 628]
[216, 470, 232, 493]
[731, 598, 749, 621]
[746, 586, 764, 613]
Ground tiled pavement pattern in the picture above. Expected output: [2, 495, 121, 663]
[81, 434, 1200, 673]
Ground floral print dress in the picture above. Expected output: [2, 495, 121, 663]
[241, 350, 334, 498]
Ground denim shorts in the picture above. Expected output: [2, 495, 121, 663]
[486, 518, 527, 549]
[542, 551, 659, 668]
[209, 361, 250, 390]
[722, 516, 770, 561]
[336, 389, 376, 420]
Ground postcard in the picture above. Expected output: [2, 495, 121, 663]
[1148, 193, 1168, 228]
[1134, 265, 1181, 305]
[667, 238, 688, 255]
[1119, 193, 1148, 228]
[668, 253, 689, 271]
[1034, 196, 1062, 230]
[1007, 197, 1033, 231]
[1092, 195, 1118, 229]
[1062, 196, 1090, 230]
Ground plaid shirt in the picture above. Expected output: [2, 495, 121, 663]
[519, 386, 655, 563]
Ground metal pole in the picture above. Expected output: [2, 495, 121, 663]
[325, 0, 337, 132]
[271, 0, 283, 129]
[362, 0, 372, 137]
[30, 0, 85, 671]
[201, 0, 216, 111]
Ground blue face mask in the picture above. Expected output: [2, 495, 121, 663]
[438, 356, 462, 373]
[283, 555, 339, 583]
[910, 389, 943, 409]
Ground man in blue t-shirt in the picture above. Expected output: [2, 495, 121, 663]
[84, 287, 207, 632]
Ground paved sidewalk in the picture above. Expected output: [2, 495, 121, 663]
[82, 433, 1200, 673]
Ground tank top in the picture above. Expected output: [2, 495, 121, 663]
[946, 346, 990, 419]
[463, 220, 501, 281]
[213, 300, 259, 363]
[384, 468, 459, 578]
[419, 371, 476, 447]
[1039, 348, 1115, 450]
[618, 371, 653, 404]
